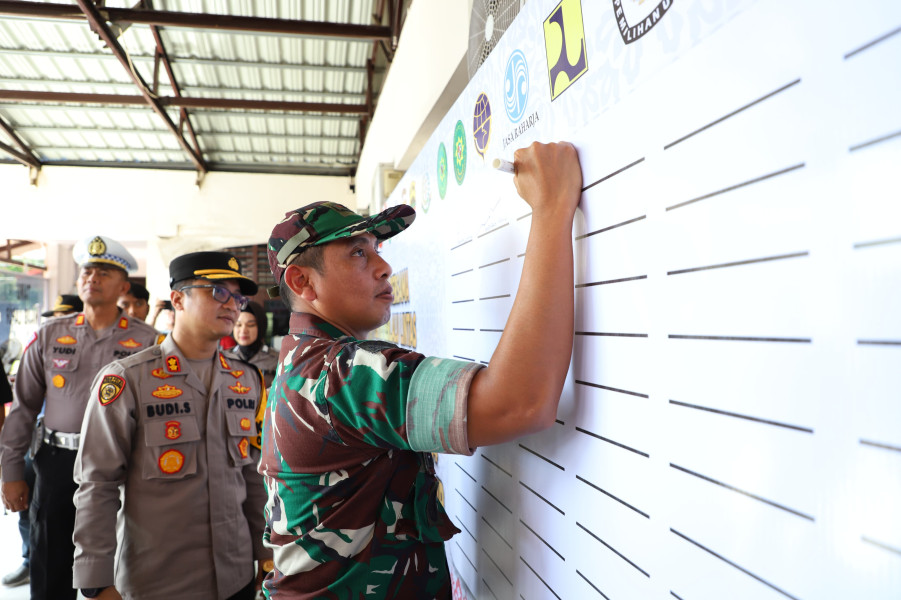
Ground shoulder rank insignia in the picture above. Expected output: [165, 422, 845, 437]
[237, 437, 249, 459]
[151, 367, 172, 379]
[56, 335, 77, 345]
[75, 314, 85, 326]
[118, 338, 141, 348]
[229, 383, 251, 394]
[99, 374, 126, 406]
[158, 449, 184, 474]
[156, 333, 167, 345]
[218, 354, 231, 370]
[152, 384, 183, 399]
[166, 355, 181, 372]
[118, 317, 128, 329]
[165, 421, 182, 440]
[230, 370, 244, 379]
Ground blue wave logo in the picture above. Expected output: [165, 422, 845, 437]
[504, 49, 529, 123]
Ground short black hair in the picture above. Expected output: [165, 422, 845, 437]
[127, 281, 150, 301]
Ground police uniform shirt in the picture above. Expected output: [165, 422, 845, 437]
[0, 311, 161, 482]
[72, 334, 270, 600]
[222, 345, 279, 389]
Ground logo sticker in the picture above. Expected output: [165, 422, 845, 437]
[52, 358, 71, 369]
[229, 383, 251, 394]
[453, 120, 467, 185]
[56, 335, 77, 345]
[151, 367, 172, 379]
[240, 417, 252, 431]
[165, 421, 181, 440]
[544, 0, 589, 101]
[52, 374, 65, 388]
[118, 318, 128, 329]
[152, 385, 183, 399]
[119, 338, 141, 348]
[237, 438, 249, 459]
[228, 257, 239, 271]
[218, 354, 231, 370]
[437, 143, 448, 199]
[166, 356, 181, 372]
[472, 93, 492, 158]
[613, 0, 674, 44]
[99, 374, 125, 406]
[75, 314, 85, 326]
[88, 236, 106, 256]
[230, 370, 244, 379]
[158, 449, 184, 474]
[505, 49, 529, 123]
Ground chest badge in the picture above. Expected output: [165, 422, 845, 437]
[229, 383, 251, 394]
[118, 338, 141, 348]
[52, 375, 65, 388]
[98, 374, 126, 406]
[56, 335, 77, 345]
[151, 367, 172, 379]
[52, 358, 71, 369]
[239, 417, 251, 431]
[165, 421, 181, 440]
[237, 438, 249, 459]
[152, 385, 183, 399]
[230, 370, 244, 379]
[158, 449, 184, 474]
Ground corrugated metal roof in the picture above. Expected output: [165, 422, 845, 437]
[0, 0, 402, 176]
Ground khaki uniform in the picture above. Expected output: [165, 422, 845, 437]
[223, 345, 279, 389]
[72, 334, 270, 599]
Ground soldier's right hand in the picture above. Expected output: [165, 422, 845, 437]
[1, 480, 29, 512]
[512, 141, 583, 220]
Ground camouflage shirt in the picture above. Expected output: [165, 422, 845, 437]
[259, 312, 483, 599]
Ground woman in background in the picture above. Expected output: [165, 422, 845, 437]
[224, 301, 279, 388]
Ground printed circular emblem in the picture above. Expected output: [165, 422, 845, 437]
[165, 420, 182, 440]
[88, 236, 106, 256]
[98, 374, 125, 406]
[52, 374, 65, 388]
[228, 257, 239, 271]
[453, 120, 467, 185]
[158, 449, 185, 474]
[239, 417, 251, 431]
[472, 93, 492, 158]
[504, 49, 529, 123]
[437, 143, 448, 199]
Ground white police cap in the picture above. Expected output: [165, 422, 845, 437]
[72, 235, 138, 273]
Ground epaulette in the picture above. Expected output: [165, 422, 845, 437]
[114, 345, 161, 370]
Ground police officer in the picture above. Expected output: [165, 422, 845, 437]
[117, 281, 151, 322]
[0, 235, 161, 600]
[41, 293, 84, 318]
[72, 251, 271, 600]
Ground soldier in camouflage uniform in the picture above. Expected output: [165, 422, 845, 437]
[259, 141, 583, 598]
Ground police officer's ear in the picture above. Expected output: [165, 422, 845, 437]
[284, 264, 317, 302]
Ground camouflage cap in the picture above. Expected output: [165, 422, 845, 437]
[267, 201, 415, 297]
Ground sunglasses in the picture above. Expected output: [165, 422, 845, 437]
[176, 284, 249, 310]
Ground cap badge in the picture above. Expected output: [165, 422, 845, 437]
[55, 295, 63, 305]
[88, 236, 106, 256]
[228, 257, 239, 271]
[158, 449, 185, 474]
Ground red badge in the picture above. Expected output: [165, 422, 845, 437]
[98, 375, 125, 406]
[158, 449, 184, 474]
[75, 314, 85, 326]
[229, 383, 251, 394]
[237, 438, 249, 459]
[230, 370, 244, 379]
[165, 421, 181, 440]
[56, 335, 77, 345]
[118, 338, 141, 348]
[218, 354, 231, 370]
[166, 356, 181, 372]
[239, 417, 251, 431]
[151, 385, 183, 399]
[118, 317, 129, 329]
[151, 367, 172, 379]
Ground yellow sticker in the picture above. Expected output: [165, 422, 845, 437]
[52, 374, 65, 388]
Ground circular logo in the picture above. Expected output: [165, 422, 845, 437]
[472, 93, 492, 158]
[504, 50, 529, 123]
[453, 120, 467, 185]
[437, 143, 448, 199]
[240, 417, 251, 431]
[87, 236, 106, 257]
[165, 421, 181, 440]
[158, 449, 185, 474]
[52, 374, 65, 388]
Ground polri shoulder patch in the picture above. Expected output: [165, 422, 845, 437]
[99, 374, 126, 406]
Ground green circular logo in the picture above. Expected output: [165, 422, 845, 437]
[453, 120, 467, 186]
[437, 142, 448, 199]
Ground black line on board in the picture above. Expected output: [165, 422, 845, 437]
[844, 25, 901, 59]
[555, 419, 565, 426]
[481, 453, 513, 477]
[669, 399, 813, 433]
[575, 379, 649, 399]
[519, 444, 565, 470]
[458, 518, 477, 542]
[576, 331, 648, 338]
[576, 474, 649, 518]
[451, 239, 472, 251]
[583, 157, 645, 192]
[482, 578, 499, 600]
[577, 522, 650, 578]
[576, 215, 647, 241]
[666, 163, 805, 211]
[454, 541, 478, 572]
[670, 463, 815, 521]
[481, 485, 513, 514]
[517, 252, 526, 258]
[452, 355, 475, 361]
[861, 535, 901, 557]
[479, 294, 511, 301]
[481, 548, 513, 586]
[481, 515, 513, 549]
[576, 427, 650, 458]
[849, 129, 901, 152]
[452, 328, 475, 331]
[478, 223, 510, 238]
[577, 570, 611, 599]
[451, 299, 474, 304]
[456, 462, 477, 482]
[858, 339, 901, 346]
[664, 79, 801, 150]
[576, 274, 647, 288]
[670, 528, 801, 600]
[520, 481, 565, 515]
[480, 360, 490, 365]
[860, 439, 901, 453]
[518, 211, 532, 220]
[456, 488, 477, 513]
[481, 328, 504, 333]
[519, 556, 563, 600]
[479, 258, 510, 269]
[853, 236, 901, 249]
[669, 334, 811, 343]
[451, 268, 473, 277]
[520, 519, 566, 561]
[671, 592, 685, 600]
[667, 251, 808, 276]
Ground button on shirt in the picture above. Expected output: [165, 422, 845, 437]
[72, 335, 270, 599]
[259, 312, 483, 599]
[0, 312, 161, 482]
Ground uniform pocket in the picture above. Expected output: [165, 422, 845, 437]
[225, 411, 256, 467]
[142, 416, 201, 480]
